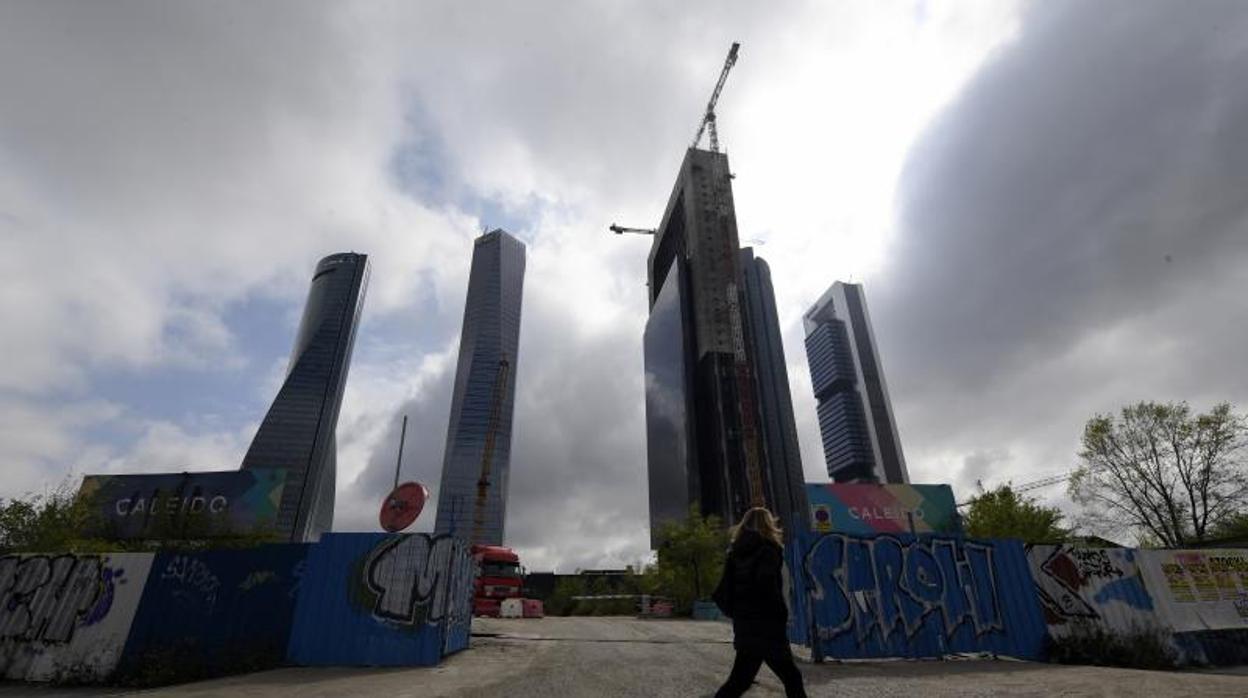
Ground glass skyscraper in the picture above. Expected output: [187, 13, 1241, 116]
[241, 252, 369, 542]
[434, 229, 526, 547]
[803, 281, 909, 483]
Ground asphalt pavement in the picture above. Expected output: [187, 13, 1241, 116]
[5, 617, 1248, 696]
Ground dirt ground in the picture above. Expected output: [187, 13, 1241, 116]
[5, 617, 1246, 697]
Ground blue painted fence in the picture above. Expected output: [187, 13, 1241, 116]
[787, 531, 1048, 660]
[286, 533, 475, 667]
[118, 545, 308, 681]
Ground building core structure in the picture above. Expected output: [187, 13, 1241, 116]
[644, 147, 808, 546]
[803, 281, 909, 483]
[241, 252, 370, 542]
[434, 229, 526, 547]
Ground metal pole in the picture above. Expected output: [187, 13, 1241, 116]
[393, 414, 408, 490]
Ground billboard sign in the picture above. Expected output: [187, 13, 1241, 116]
[77, 469, 286, 540]
[1139, 548, 1248, 632]
[805, 483, 960, 535]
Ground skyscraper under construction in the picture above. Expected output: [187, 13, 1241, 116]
[644, 147, 808, 545]
[434, 229, 526, 547]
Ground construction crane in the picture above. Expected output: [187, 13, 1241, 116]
[472, 357, 511, 544]
[955, 471, 1073, 509]
[608, 43, 742, 237]
[609, 224, 655, 236]
[691, 42, 741, 152]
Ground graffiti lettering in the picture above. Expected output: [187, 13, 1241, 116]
[804, 534, 1002, 645]
[1027, 545, 1153, 631]
[364, 535, 475, 631]
[161, 556, 221, 610]
[0, 554, 105, 644]
[239, 570, 277, 591]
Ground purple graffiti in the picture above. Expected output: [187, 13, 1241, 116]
[83, 566, 125, 627]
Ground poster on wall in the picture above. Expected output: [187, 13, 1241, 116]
[805, 483, 960, 535]
[77, 469, 285, 540]
[1139, 548, 1248, 632]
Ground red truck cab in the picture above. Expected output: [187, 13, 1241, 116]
[472, 545, 523, 617]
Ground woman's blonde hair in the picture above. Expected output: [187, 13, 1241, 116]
[730, 507, 784, 546]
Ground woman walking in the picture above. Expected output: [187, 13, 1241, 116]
[712, 507, 807, 697]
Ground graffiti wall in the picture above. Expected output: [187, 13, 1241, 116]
[117, 545, 308, 682]
[788, 531, 1046, 659]
[805, 483, 960, 535]
[1026, 545, 1158, 639]
[0, 552, 153, 682]
[286, 533, 475, 667]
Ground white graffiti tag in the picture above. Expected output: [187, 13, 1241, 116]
[0, 555, 104, 644]
[364, 535, 475, 631]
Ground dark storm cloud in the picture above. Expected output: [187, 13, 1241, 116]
[869, 0, 1248, 498]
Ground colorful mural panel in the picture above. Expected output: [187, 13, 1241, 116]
[805, 483, 960, 535]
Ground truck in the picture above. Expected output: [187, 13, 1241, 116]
[472, 544, 523, 617]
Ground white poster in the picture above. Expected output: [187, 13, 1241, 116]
[1138, 549, 1248, 633]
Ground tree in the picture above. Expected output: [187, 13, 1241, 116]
[0, 482, 100, 553]
[1210, 513, 1248, 541]
[651, 506, 728, 614]
[1071, 401, 1248, 547]
[962, 484, 1070, 542]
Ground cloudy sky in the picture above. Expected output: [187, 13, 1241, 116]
[3, 1, 1246, 570]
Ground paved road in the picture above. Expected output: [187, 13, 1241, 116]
[6, 617, 1248, 696]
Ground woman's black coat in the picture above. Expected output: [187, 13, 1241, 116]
[713, 529, 789, 654]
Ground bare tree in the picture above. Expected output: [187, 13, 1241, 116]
[1070, 402, 1247, 546]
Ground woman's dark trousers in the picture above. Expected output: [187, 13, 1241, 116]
[714, 646, 807, 697]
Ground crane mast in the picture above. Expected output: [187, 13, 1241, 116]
[472, 358, 511, 544]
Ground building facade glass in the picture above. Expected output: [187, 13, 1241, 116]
[644, 260, 697, 548]
[740, 249, 810, 536]
[433, 229, 526, 547]
[803, 282, 909, 483]
[241, 252, 369, 542]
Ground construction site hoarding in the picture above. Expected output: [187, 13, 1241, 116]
[77, 469, 286, 540]
[805, 483, 960, 535]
